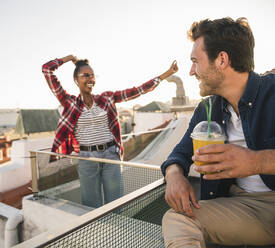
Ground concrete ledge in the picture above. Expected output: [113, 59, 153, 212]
[0, 202, 23, 247]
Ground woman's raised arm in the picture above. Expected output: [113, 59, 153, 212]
[104, 60, 179, 103]
[42, 55, 77, 106]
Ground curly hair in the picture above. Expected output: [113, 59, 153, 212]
[73, 59, 90, 80]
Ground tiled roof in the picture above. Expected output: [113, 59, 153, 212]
[136, 101, 170, 112]
[15, 109, 60, 135]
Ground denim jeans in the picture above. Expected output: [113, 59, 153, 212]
[78, 145, 123, 208]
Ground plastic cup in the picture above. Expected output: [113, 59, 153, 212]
[191, 121, 226, 173]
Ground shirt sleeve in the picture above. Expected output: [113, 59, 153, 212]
[42, 59, 71, 106]
[161, 104, 203, 177]
[101, 77, 161, 103]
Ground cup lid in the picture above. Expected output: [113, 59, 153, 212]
[190, 121, 225, 140]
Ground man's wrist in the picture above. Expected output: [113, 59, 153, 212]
[165, 164, 184, 177]
[253, 150, 262, 175]
[253, 149, 275, 175]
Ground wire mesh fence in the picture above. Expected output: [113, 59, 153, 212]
[24, 150, 168, 247]
[34, 151, 163, 204]
[37, 182, 168, 248]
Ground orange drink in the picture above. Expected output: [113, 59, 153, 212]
[192, 137, 225, 166]
[191, 121, 226, 173]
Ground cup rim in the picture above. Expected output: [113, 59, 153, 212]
[190, 132, 226, 141]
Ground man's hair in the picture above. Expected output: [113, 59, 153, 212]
[187, 17, 255, 72]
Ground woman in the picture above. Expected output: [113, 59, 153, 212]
[42, 55, 178, 208]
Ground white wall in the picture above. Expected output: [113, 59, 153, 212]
[21, 195, 90, 242]
[0, 137, 54, 193]
[133, 112, 174, 133]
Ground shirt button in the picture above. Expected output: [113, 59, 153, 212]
[222, 120, 225, 124]
[210, 192, 214, 196]
[248, 102, 252, 107]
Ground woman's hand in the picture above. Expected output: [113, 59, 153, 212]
[159, 60, 178, 80]
[71, 55, 78, 64]
[61, 55, 78, 64]
[169, 60, 178, 74]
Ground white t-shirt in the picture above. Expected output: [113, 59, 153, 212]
[74, 104, 114, 146]
[227, 104, 271, 193]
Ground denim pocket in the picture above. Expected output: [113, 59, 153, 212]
[108, 145, 117, 154]
[105, 146, 120, 160]
[79, 150, 89, 157]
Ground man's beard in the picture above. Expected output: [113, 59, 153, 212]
[197, 64, 224, 97]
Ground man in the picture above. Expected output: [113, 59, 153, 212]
[161, 17, 275, 248]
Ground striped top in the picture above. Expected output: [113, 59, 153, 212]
[74, 104, 114, 146]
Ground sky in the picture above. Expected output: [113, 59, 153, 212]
[0, 0, 275, 110]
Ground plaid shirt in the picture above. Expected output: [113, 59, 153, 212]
[42, 59, 161, 158]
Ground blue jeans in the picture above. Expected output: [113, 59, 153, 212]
[77, 145, 123, 208]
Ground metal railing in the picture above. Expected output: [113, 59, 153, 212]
[29, 126, 173, 195]
[120, 126, 174, 138]
[15, 178, 167, 247]
[18, 148, 168, 248]
[29, 149, 163, 197]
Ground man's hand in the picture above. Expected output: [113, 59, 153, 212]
[192, 144, 260, 180]
[165, 164, 200, 216]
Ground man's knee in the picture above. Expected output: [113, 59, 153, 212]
[162, 208, 203, 234]
[162, 208, 206, 248]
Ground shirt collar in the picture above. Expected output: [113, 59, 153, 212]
[221, 71, 261, 110]
[238, 71, 260, 108]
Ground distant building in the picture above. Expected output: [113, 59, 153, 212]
[118, 108, 133, 135]
[0, 109, 60, 208]
[0, 137, 12, 165]
[136, 101, 170, 113]
[0, 108, 19, 136]
[15, 109, 60, 137]
[0, 109, 19, 165]
[0, 108, 59, 165]
[134, 101, 174, 133]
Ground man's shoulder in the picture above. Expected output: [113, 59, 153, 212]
[260, 68, 275, 76]
[244, 71, 275, 100]
[250, 70, 275, 86]
[257, 72, 275, 97]
[261, 72, 275, 85]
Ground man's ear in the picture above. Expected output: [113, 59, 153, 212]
[215, 51, 229, 69]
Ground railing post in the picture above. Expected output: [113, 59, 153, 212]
[30, 151, 39, 199]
